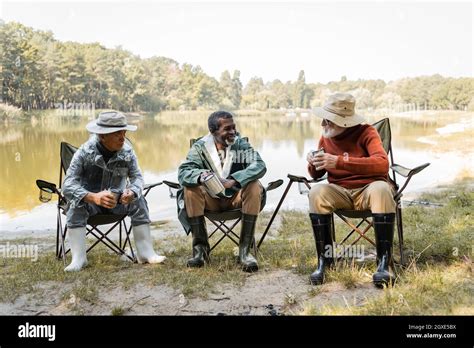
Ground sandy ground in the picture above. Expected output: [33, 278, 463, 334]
[0, 217, 385, 316]
[0, 268, 382, 316]
[2, 180, 470, 316]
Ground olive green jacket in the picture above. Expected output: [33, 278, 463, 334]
[176, 134, 267, 234]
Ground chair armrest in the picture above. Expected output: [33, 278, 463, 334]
[287, 174, 310, 182]
[265, 179, 284, 192]
[143, 181, 163, 190]
[163, 180, 181, 190]
[36, 179, 66, 205]
[287, 173, 327, 183]
[391, 163, 430, 201]
[36, 179, 59, 194]
[391, 163, 430, 178]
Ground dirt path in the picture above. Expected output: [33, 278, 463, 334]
[1, 213, 387, 316]
[1, 267, 384, 316]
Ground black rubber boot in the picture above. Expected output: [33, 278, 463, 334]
[238, 214, 259, 273]
[309, 213, 334, 285]
[372, 213, 396, 288]
[186, 216, 210, 268]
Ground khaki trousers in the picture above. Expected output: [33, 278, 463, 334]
[184, 180, 263, 218]
[308, 181, 396, 214]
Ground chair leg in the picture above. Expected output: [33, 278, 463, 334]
[123, 220, 136, 261]
[257, 179, 295, 249]
[208, 219, 240, 251]
[87, 224, 130, 257]
[339, 218, 371, 245]
[336, 214, 376, 247]
[58, 213, 67, 265]
[349, 220, 373, 246]
[56, 217, 60, 258]
[119, 219, 122, 250]
[396, 206, 405, 266]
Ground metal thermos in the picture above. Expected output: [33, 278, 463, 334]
[202, 173, 225, 197]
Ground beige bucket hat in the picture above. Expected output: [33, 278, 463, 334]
[86, 111, 137, 134]
[312, 93, 365, 128]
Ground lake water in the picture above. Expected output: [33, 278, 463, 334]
[1, 111, 472, 233]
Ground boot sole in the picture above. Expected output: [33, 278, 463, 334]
[372, 274, 394, 288]
[310, 276, 324, 285]
[186, 261, 204, 268]
[242, 264, 259, 273]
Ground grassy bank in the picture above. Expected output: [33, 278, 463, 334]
[0, 179, 472, 315]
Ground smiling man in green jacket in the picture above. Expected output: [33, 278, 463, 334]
[178, 111, 267, 272]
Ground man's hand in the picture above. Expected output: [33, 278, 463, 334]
[220, 178, 237, 189]
[199, 171, 213, 184]
[85, 191, 117, 209]
[312, 153, 338, 171]
[306, 151, 315, 164]
[120, 189, 135, 205]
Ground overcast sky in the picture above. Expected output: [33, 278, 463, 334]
[1, 0, 472, 84]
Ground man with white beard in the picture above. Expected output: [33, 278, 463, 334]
[306, 93, 396, 288]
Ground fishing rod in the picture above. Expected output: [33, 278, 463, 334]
[402, 200, 444, 207]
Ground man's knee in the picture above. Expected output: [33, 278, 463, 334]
[308, 184, 337, 214]
[309, 184, 333, 205]
[241, 180, 262, 215]
[184, 186, 204, 199]
[127, 197, 151, 226]
[242, 180, 262, 198]
[366, 181, 393, 199]
[66, 205, 89, 228]
[365, 181, 396, 213]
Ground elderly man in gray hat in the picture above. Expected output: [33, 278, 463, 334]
[62, 111, 166, 272]
[306, 93, 396, 288]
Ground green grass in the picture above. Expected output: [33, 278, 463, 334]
[0, 232, 248, 303]
[1, 179, 472, 315]
[301, 260, 473, 315]
[297, 179, 474, 315]
[402, 181, 473, 263]
[111, 306, 125, 316]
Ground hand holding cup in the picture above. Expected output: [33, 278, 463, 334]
[120, 189, 134, 205]
[95, 190, 118, 209]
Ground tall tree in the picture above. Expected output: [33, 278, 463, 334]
[231, 70, 242, 109]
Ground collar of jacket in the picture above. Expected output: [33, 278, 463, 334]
[201, 133, 234, 179]
[82, 136, 134, 168]
[194, 135, 242, 172]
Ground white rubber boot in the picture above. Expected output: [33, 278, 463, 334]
[133, 224, 166, 264]
[64, 227, 88, 272]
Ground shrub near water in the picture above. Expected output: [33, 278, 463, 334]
[0, 103, 23, 119]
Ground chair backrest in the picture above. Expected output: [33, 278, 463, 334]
[60, 142, 78, 174]
[371, 118, 398, 186]
[59, 142, 78, 190]
[371, 118, 391, 155]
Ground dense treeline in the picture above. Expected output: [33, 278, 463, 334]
[1, 21, 473, 113]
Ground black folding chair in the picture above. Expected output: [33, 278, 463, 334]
[258, 118, 430, 265]
[164, 137, 283, 253]
[36, 141, 162, 264]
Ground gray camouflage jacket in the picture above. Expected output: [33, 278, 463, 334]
[62, 136, 144, 209]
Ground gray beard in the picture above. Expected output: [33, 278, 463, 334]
[225, 138, 236, 146]
[322, 127, 345, 138]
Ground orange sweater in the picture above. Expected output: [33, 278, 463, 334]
[307, 124, 389, 189]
